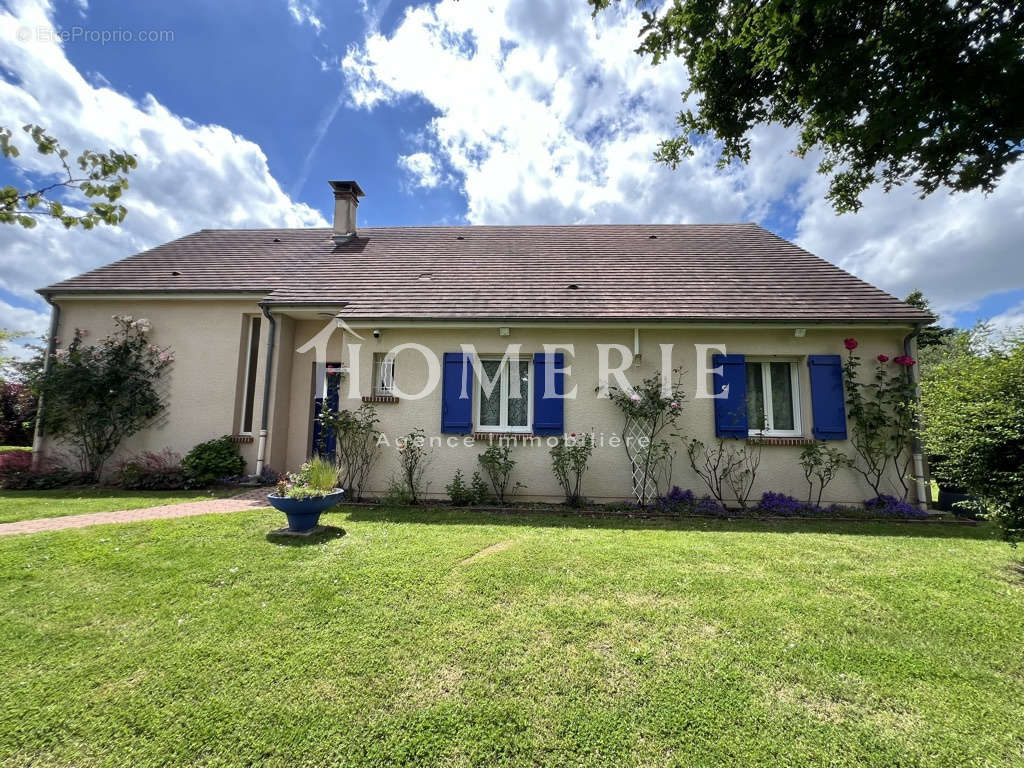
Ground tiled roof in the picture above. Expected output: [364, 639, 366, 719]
[41, 224, 932, 323]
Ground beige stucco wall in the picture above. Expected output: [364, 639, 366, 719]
[41, 297, 271, 471]
[41, 297, 918, 505]
[286, 321, 918, 505]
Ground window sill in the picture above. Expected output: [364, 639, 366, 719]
[231, 434, 255, 444]
[747, 436, 813, 447]
[362, 395, 399, 404]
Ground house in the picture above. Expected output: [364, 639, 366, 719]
[34, 180, 933, 505]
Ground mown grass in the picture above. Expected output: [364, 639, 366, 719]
[0, 505, 1021, 767]
[0, 487, 241, 524]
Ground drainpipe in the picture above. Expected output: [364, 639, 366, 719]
[254, 302, 277, 476]
[30, 295, 60, 471]
[904, 323, 928, 509]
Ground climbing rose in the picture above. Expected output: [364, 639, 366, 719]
[844, 338, 859, 350]
[876, 354, 889, 363]
[894, 355, 917, 367]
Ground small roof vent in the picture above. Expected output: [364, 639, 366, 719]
[648, 234, 658, 239]
[567, 283, 580, 290]
[456, 235, 465, 240]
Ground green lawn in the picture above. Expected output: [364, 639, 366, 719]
[0, 487, 241, 524]
[0, 506, 1021, 767]
[0, 445, 30, 451]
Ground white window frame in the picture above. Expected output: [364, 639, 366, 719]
[373, 352, 395, 396]
[474, 356, 533, 433]
[746, 358, 802, 438]
[240, 316, 261, 435]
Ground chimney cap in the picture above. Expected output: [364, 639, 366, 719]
[329, 180, 366, 197]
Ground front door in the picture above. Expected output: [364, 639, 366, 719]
[311, 363, 343, 460]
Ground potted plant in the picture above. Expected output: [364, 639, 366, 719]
[268, 456, 344, 532]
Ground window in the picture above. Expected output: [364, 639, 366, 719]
[240, 316, 261, 433]
[475, 357, 532, 432]
[372, 352, 396, 396]
[745, 360, 801, 436]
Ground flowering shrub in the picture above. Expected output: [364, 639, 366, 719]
[113, 449, 188, 490]
[0, 449, 32, 473]
[863, 494, 928, 519]
[757, 491, 820, 516]
[655, 486, 727, 517]
[842, 338, 917, 499]
[24, 315, 173, 478]
[605, 368, 687, 506]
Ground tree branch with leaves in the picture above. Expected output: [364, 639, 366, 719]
[0, 124, 137, 229]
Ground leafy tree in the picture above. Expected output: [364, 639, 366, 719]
[921, 329, 1024, 545]
[24, 315, 173, 478]
[904, 290, 955, 348]
[591, 0, 1024, 213]
[1, 124, 137, 229]
[0, 328, 23, 369]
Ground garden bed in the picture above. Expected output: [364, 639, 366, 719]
[334, 499, 974, 525]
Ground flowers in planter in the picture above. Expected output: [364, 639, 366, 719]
[273, 456, 340, 500]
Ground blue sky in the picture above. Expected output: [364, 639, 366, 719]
[1, 0, 1022, 348]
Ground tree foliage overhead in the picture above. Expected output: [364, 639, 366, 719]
[591, 0, 1024, 213]
[0, 124, 137, 229]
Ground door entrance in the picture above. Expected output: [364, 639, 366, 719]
[311, 363, 343, 460]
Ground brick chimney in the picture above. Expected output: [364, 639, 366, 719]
[329, 180, 365, 243]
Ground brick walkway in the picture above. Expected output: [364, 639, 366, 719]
[0, 488, 272, 537]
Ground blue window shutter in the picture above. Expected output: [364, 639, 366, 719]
[713, 354, 748, 438]
[441, 352, 473, 434]
[808, 354, 847, 440]
[533, 352, 564, 435]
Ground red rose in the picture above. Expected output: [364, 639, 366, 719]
[876, 354, 889, 363]
[895, 355, 916, 367]
[844, 338, 858, 350]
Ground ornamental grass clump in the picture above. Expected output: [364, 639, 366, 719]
[275, 455, 340, 500]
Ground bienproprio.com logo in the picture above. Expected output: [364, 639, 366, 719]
[16, 25, 174, 45]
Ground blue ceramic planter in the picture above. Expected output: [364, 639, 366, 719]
[267, 490, 345, 532]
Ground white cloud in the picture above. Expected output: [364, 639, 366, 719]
[286, 0, 324, 33]
[343, 0, 1024, 320]
[397, 151, 442, 189]
[0, 0, 326, 316]
[341, 0, 807, 227]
